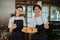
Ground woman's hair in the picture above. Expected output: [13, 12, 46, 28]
[33, 5, 41, 11]
[16, 5, 23, 10]
[14, 6, 23, 16]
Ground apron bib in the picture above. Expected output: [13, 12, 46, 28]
[10, 20, 25, 40]
[31, 24, 48, 40]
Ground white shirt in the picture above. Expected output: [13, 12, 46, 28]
[8, 16, 26, 28]
[29, 14, 48, 28]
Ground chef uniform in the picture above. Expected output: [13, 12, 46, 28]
[8, 16, 26, 40]
[29, 14, 48, 40]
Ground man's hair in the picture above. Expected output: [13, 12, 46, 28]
[33, 5, 41, 11]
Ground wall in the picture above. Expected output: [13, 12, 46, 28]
[0, 0, 15, 25]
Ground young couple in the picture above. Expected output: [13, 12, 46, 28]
[8, 5, 49, 40]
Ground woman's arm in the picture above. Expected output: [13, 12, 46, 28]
[8, 17, 17, 33]
[9, 24, 17, 33]
[9, 27, 13, 33]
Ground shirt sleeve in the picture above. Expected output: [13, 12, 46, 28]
[8, 17, 14, 28]
[42, 15, 49, 24]
[22, 17, 26, 26]
[29, 18, 36, 28]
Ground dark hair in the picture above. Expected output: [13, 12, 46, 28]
[33, 5, 41, 11]
[14, 6, 23, 17]
[16, 6, 23, 10]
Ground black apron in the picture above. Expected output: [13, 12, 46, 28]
[31, 24, 48, 40]
[10, 20, 25, 40]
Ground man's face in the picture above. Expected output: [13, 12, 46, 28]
[34, 6, 41, 15]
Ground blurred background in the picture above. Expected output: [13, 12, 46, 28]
[0, 0, 60, 40]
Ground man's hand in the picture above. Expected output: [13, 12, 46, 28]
[44, 23, 49, 29]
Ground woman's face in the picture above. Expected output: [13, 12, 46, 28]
[34, 7, 41, 15]
[16, 8, 23, 16]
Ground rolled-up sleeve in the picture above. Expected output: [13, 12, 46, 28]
[8, 17, 14, 28]
[42, 15, 49, 24]
[29, 19, 33, 27]
[23, 17, 26, 26]
[29, 18, 36, 28]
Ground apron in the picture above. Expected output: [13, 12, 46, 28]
[31, 24, 48, 40]
[10, 20, 25, 40]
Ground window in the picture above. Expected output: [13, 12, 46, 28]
[27, 6, 33, 26]
[42, 6, 49, 18]
[20, 5, 26, 14]
[50, 6, 60, 21]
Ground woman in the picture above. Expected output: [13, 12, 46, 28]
[8, 6, 26, 40]
[29, 5, 49, 40]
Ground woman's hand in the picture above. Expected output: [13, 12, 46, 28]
[12, 24, 17, 29]
[9, 24, 17, 33]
